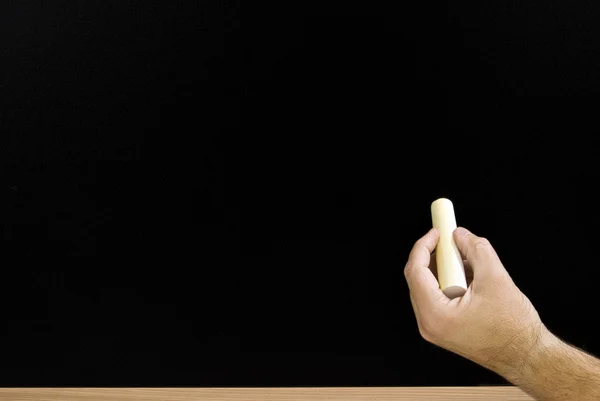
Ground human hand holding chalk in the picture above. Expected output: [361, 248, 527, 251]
[405, 200, 546, 384]
[431, 198, 467, 298]
[405, 203, 600, 401]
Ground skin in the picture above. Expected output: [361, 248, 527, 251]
[404, 227, 600, 401]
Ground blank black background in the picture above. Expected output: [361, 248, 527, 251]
[2, 0, 600, 386]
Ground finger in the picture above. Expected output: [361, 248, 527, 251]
[453, 227, 506, 280]
[407, 228, 438, 268]
[429, 253, 438, 279]
[429, 255, 470, 285]
[464, 260, 474, 286]
[404, 228, 446, 306]
[463, 260, 474, 280]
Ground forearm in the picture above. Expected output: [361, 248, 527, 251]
[498, 327, 600, 401]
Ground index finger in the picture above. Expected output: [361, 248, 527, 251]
[404, 228, 446, 306]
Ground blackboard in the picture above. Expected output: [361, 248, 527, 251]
[2, 0, 599, 386]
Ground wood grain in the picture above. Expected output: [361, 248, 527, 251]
[0, 387, 534, 400]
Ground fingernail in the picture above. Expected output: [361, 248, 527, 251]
[455, 227, 469, 236]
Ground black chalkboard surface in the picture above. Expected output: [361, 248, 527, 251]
[2, 0, 599, 386]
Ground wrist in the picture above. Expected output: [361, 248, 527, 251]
[496, 324, 558, 384]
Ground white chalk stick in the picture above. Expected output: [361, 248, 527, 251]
[431, 198, 467, 299]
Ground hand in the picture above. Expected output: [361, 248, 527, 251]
[404, 227, 546, 376]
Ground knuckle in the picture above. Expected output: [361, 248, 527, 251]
[474, 237, 492, 249]
[486, 270, 513, 292]
[488, 274, 509, 291]
[404, 262, 411, 278]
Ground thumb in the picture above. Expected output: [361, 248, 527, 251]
[453, 227, 506, 280]
[405, 228, 447, 307]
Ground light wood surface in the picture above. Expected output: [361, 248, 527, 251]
[431, 198, 467, 298]
[0, 387, 534, 400]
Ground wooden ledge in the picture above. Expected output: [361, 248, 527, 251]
[0, 387, 534, 400]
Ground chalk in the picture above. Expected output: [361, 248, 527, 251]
[431, 198, 467, 298]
